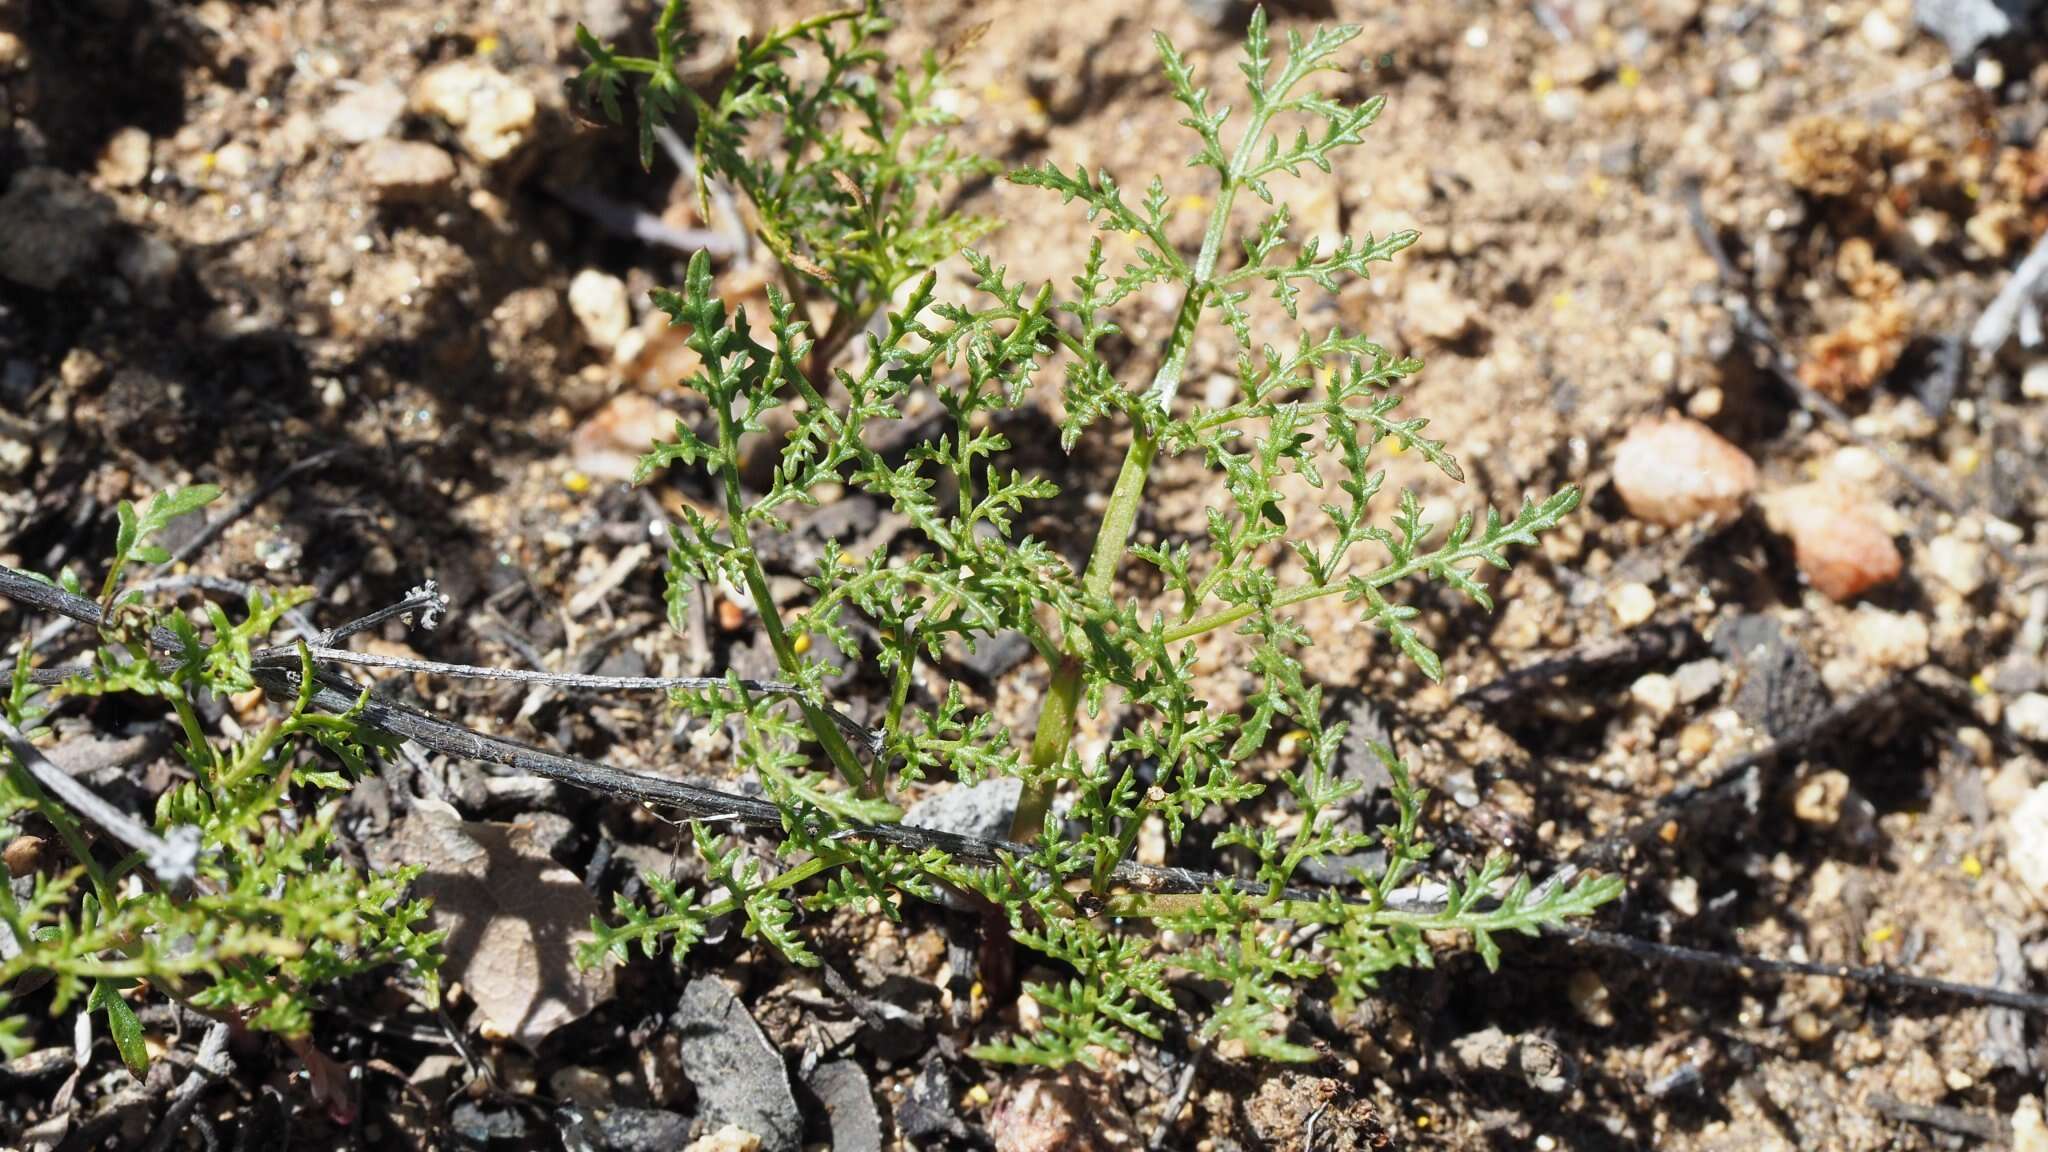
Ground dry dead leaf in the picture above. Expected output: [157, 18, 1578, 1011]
[370, 799, 612, 1051]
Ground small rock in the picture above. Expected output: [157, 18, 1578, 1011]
[1671, 659, 1725, 705]
[413, 59, 537, 163]
[1568, 969, 1613, 1027]
[1764, 484, 1903, 601]
[2010, 693, 2048, 744]
[1860, 9, 1906, 50]
[1608, 582, 1657, 628]
[672, 978, 801, 1152]
[1402, 277, 1480, 345]
[357, 138, 457, 202]
[1927, 534, 1988, 595]
[572, 393, 680, 482]
[549, 1066, 612, 1109]
[1850, 606, 1929, 671]
[1630, 673, 1679, 721]
[947, 631, 1035, 689]
[0, 30, 24, 72]
[2007, 785, 2048, 902]
[896, 1056, 967, 1144]
[1914, 0, 2041, 63]
[450, 1099, 534, 1147]
[905, 778, 1022, 843]
[2015, 1096, 2048, 1152]
[2022, 361, 2048, 401]
[0, 169, 116, 290]
[683, 1125, 762, 1152]
[322, 82, 408, 144]
[1793, 769, 1851, 826]
[1451, 1026, 1576, 1095]
[97, 127, 152, 188]
[117, 232, 180, 293]
[808, 1061, 883, 1152]
[1666, 874, 1701, 918]
[600, 1109, 695, 1152]
[1717, 614, 1830, 737]
[992, 1076, 1138, 1152]
[569, 269, 632, 351]
[1612, 415, 1758, 527]
[1726, 56, 1765, 93]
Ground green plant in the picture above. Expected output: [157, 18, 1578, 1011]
[0, 489, 442, 1068]
[578, 1, 1617, 1064]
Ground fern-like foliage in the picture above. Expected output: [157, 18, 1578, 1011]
[0, 490, 442, 1066]
[577, 3, 1617, 1066]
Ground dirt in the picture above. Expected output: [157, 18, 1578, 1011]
[3, 0, 2048, 1149]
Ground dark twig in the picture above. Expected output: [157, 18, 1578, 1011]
[0, 716, 200, 893]
[1551, 926, 2048, 1015]
[161, 447, 348, 570]
[1147, 1049, 1202, 1152]
[1573, 676, 1908, 866]
[1460, 620, 1700, 710]
[143, 1022, 233, 1152]
[7, 564, 2048, 1019]
[1866, 1092, 2008, 1143]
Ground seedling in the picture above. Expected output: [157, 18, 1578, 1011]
[577, 1, 1617, 1062]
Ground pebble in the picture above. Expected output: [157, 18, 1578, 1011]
[1764, 483, 1902, 601]
[571, 393, 677, 482]
[569, 269, 632, 351]
[97, 127, 152, 188]
[2010, 693, 2048, 744]
[2007, 785, 2048, 902]
[0, 31, 23, 72]
[413, 59, 536, 163]
[1726, 56, 1764, 93]
[1926, 534, 1988, 595]
[0, 169, 116, 291]
[1567, 969, 1614, 1028]
[1630, 673, 1679, 721]
[1850, 606, 1929, 671]
[684, 1126, 762, 1152]
[1608, 582, 1657, 628]
[356, 138, 456, 201]
[1666, 875, 1700, 918]
[1402, 277, 1480, 344]
[1612, 415, 1758, 526]
[1793, 770, 1850, 826]
[2015, 1097, 2048, 1152]
[321, 81, 407, 144]
[672, 979, 802, 1152]
[1859, 9, 1905, 51]
[1671, 659, 1725, 705]
[2022, 361, 2048, 401]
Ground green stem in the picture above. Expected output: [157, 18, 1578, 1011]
[713, 404, 870, 794]
[1011, 98, 1280, 841]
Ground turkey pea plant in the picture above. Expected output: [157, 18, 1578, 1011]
[576, 1, 1615, 1063]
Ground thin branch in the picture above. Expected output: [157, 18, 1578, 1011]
[142, 1022, 233, 1152]
[7, 563, 2047, 1018]
[161, 447, 348, 570]
[0, 715, 200, 894]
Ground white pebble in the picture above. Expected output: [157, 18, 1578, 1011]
[2021, 361, 2048, 401]
[2011, 693, 2048, 744]
[1851, 607, 1929, 671]
[1608, 582, 1657, 628]
[1926, 534, 1988, 596]
[1630, 672, 1679, 720]
[568, 269, 632, 351]
[1859, 10, 1903, 52]
[1727, 56, 1765, 93]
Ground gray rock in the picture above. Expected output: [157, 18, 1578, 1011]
[947, 631, 1034, 688]
[1714, 614, 1828, 739]
[672, 977, 802, 1152]
[0, 169, 116, 290]
[904, 778, 1021, 843]
[321, 81, 407, 144]
[808, 1060, 883, 1152]
[450, 1099, 534, 1148]
[596, 1108, 694, 1152]
[357, 138, 457, 202]
[1914, 0, 2043, 60]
